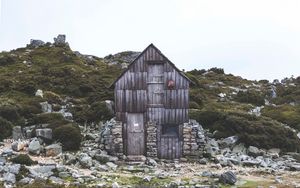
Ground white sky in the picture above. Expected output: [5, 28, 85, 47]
[1, 0, 300, 81]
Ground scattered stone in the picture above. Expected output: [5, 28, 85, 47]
[36, 128, 52, 141]
[143, 176, 152, 182]
[28, 165, 55, 178]
[78, 154, 93, 168]
[106, 162, 118, 171]
[12, 126, 24, 140]
[202, 171, 212, 177]
[35, 89, 43, 98]
[248, 146, 265, 157]
[49, 176, 64, 184]
[112, 182, 119, 188]
[45, 144, 62, 157]
[28, 39, 45, 48]
[11, 140, 27, 152]
[219, 136, 238, 148]
[146, 158, 157, 166]
[28, 138, 41, 155]
[8, 164, 21, 174]
[219, 171, 237, 185]
[3, 172, 16, 184]
[40, 102, 52, 113]
[54, 34, 67, 46]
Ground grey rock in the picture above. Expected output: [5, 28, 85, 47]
[12, 126, 24, 140]
[19, 177, 33, 185]
[3, 172, 16, 184]
[8, 164, 21, 174]
[45, 144, 62, 157]
[36, 128, 52, 140]
[95, 154, 118, 163]
[146, 158, 157, 166]
[143, 176, 152, 182]
[29, 39, 45, 48]
[0, 157, 6, 165]
[28, 138, 41, 155]
[201, 171, 212, 177]
[232, 143, 247, 154]
[106, 162, 118, 171]
[219, 171, 237, 185]
[28, 165, 56, 178]
[35, 89, 43, 98]
[11, 140, 27, 151]
[247, 146, 265, 157]
[1, 148, 13, 157]
[58, 172, 71, 179]
[112, 182, 120, 188]
[78, 154, 93, 168]
[54, 34, 66, 45]
[40, 102, 52, 113]
[219, 136, 238, 148]
[49, 176, 64, 184]
[198, 158, 208, 165]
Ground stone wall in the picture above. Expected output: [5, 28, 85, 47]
[100, 119, 123, 158]
[182, 120, 206, 159]
[146, 122, 158, 158]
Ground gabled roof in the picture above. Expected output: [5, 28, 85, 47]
[110, 43, 192, 88]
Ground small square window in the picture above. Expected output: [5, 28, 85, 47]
[162, 124, 179, 136]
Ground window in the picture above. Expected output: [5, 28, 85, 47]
[162, 124, 179, 136]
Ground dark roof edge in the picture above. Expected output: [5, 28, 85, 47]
[109, 43, 193, 88]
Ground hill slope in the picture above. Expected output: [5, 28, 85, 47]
[1, 37, 300, 152]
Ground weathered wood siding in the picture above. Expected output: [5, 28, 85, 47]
[114, 44, 190, 158]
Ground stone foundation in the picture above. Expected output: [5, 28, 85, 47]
[182, 120, 206, 159]
[101, 119, 123, 158]
[146, 122, 158, 158]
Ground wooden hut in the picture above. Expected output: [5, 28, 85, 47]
[111, 44, 191, 159]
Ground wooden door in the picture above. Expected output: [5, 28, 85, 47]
[159, 135, 182, 159]
[147, 64, 164, 107]
[127, 113, 145, 155]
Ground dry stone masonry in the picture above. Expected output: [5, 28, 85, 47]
[146, 122, 158, 158]
[182, 120, 206, 159]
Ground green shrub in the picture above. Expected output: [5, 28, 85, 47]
[189, 101, 201, 109]
[29, 113, 69, 129]
[208, 67, 224, 74]
[235, 90, 265, 106]
[0, 104, 21, 123]
[0, 117, 13, 141]
[11, 154, 37, 166]
[189, 109, 226, 129]
[0, 55, 16, 66]
[43, 91, 63, 104]
[53, 124, 82, 151]
[190, 109, 300, 152]
[262, 105, 300, 130]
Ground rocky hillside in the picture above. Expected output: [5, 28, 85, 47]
[1, 35, 300, 152]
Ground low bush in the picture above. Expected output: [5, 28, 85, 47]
[11, 154, 37, 166]
[43, 91, 63, 104]
[190, 109, 300, 152]
[0, 104, 21, 123]
[53, 124, 82, 151]
[0, 117, 13, 141]
[262, 105, 300, 131]
[29, 113, 69, 129]
[208, 67, 224, 74]
[235, 90, 265, 106]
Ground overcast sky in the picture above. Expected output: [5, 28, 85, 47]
[1, 0, 300, 81]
